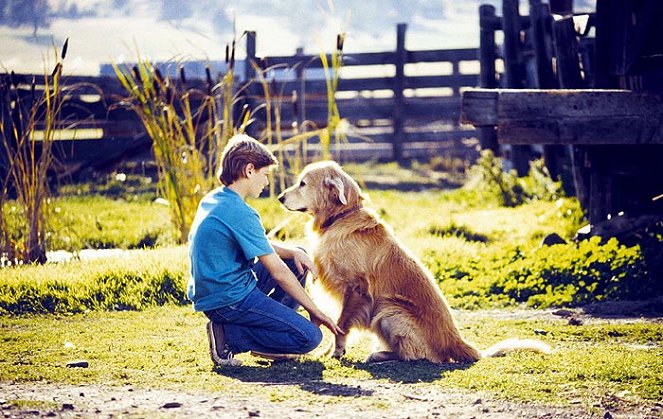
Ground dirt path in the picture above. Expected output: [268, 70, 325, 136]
[2, 379, 658, 419]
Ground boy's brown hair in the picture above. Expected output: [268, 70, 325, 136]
[217, 134, 278, 186]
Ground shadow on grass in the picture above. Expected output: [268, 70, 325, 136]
[215, 356, 473, 397]
[346, 359, 472, 383]
[580, 296, 663, 319]
[214, 359, 374, 397]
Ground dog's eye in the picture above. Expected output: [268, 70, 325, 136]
[299, 180, 306, 187]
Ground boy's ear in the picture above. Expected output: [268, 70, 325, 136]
[244, 163, 256, 178]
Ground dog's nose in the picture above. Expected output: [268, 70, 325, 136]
[278, 194, 285, 204]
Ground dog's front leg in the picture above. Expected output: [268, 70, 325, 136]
[333, 281, 373, 358]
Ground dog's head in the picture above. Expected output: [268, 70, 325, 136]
[279, 161, 364, 222]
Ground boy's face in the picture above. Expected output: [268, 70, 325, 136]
[247, 165, 272, 198]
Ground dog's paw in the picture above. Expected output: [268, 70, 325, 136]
[331, 347, 346, 359]
[365, 351, 398, 363]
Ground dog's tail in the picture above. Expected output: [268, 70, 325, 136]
[481, 338, 552, 358]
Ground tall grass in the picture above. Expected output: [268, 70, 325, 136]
[112, 50, 237, 243]
[0, 40, 68, 264]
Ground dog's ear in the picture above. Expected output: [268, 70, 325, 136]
[324, 176, 348, 205]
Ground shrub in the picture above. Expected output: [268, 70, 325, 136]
[465, 150, 564, 207]
[425, 236, 660, 309]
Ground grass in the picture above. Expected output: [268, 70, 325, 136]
[47, 195, 173, 251]
[0, 304, 660, 411]
[0, 162, 661, 413]
[1, 186, 660, 312]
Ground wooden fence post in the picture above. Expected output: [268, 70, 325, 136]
[294, 47, 306, 130]
[553, 15, 589, 208]
[529, 0, 568, 187]
[478, 4, 500, 154]
[244, 31, 259, 139]
[393, 23, 407, 164]
[502, 0, 531, 176]
[294, 47, 308, 163]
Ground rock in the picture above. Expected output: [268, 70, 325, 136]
[552, 309, 575, 318]
[66, 360, 89, 368]
[574, 214, 662, 244]
[604, 411, 613, 419]
[61, 403, 75, 410]
[568, 317, 583, 326]
[540, 233, 567, 247]
[162, 402, 182, 409]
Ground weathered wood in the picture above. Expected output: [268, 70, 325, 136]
[479, 4, 500, 153]
[461, 88, 663, 145]
[553, 15, 589, 206]
[460, 89, 498, 126]
[502, 0, 531, 176]
[528, 0, 566, 181]
[393, 23, 407, 163]
[263, 48, 479, 69]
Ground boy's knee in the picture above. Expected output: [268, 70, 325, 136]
[300, 325, 323, 353]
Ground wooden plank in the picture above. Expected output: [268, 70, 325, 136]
[461, 88, 663, 144]
[460, 89, 498, 126]
[262, 48, 479, 68]
[407, 48, 478, 63]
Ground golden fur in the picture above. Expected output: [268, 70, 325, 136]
[279, 161, 550, 363]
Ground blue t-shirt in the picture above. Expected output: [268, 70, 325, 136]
[187, 186, 274, 311]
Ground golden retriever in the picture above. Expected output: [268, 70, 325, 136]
[279, 161, 550, 363]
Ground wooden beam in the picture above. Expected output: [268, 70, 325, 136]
[461, 88, 663, 145]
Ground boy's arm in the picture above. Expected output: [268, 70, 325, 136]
[257, 253, 343, 336]
[270, 242, 318, 278]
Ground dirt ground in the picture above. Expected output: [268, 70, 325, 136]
[2, 379, 660, 419]
[2, 305, 661, 419]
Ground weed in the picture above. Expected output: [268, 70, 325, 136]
[0, 40, 69, 264]
[112, 49, 234, 243]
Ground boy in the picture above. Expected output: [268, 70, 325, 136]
[188, 134, 343, 366]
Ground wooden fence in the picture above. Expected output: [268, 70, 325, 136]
[462, 0, 663, 224]
[3, 23, 483, 177]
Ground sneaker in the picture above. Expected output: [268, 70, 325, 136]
[250, 351, 302, 362]
[206, 321, 242, 367]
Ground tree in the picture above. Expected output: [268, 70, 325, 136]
[6, 0, 51, 36]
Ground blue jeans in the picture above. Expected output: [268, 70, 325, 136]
[204, 257, 323, 355]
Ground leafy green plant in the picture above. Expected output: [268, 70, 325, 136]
[465, 149, 564, 207]
[0, 40, 69, 264]
[425, 236, 659, 309]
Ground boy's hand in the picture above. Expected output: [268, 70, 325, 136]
[293, 248, 318, 279]
[309, 311, 345, 336]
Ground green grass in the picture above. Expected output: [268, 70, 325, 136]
[0, 247, 187, 315]
[1, 188, 661, 313]
[1, 171, 662, 413]
[48, 195, 174, 251]
[0, 305, 660, 409]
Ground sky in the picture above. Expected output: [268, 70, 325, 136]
[0, 0, 596, 76]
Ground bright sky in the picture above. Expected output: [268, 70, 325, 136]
[0, 0, 595, 76]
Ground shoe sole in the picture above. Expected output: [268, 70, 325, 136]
[206, 321, 242, 367]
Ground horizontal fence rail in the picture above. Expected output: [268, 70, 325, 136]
[3, 23, 483, 176]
